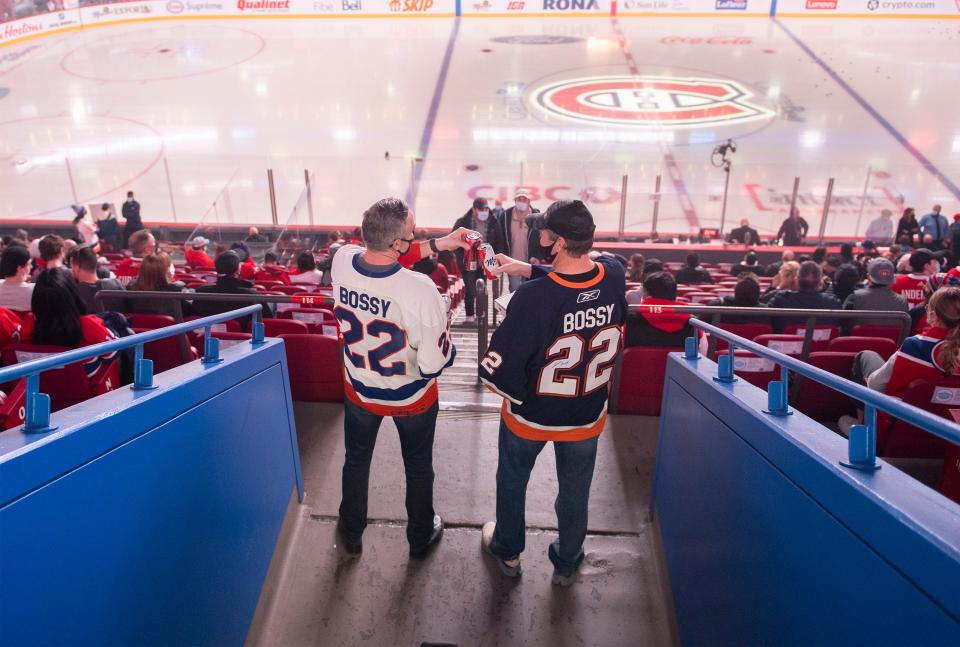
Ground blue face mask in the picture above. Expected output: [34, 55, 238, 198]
[477, 210, 489, 222]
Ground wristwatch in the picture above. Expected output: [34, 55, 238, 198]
[429, 238, 439, 253]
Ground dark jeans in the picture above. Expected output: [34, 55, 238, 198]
[852, 350, 885, 386]
[463, 270, 478, 317]
[338, 398, 439, 550]
[489, 420, 599, 575]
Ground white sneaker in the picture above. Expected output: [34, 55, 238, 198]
[464, 315, 476, 323]
[838, 414, 859, 438]
[481, 522, 521, 577]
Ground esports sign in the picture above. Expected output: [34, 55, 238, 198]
[532, 75, 774, 129]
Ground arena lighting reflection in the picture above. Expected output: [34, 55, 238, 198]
[471, 127, 676, 144]
[20, 129, 218, 166]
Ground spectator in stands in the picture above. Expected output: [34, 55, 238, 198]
[839, 243, 855, 265]
[827, 264, 861, 305]
[811, 246, 827, 265]
[14, 228, 28, 243]
[843, 257, 907, 317]
[842, 286, 960, 434]
[69, 247, 123, 314]
[114, 230, 156, 287]
[185, 236, 215, 270]
[0, 245, 34, 312]
[643, 258, 663, 276]
[625, 272, 697, 348]
[412, 256, 449, 293]
[895, 207, 920, 247]
[728, 218, 759, 245]
[494, 189, 541, 292]
[707, 273, 765, 322]
[128, 253, 186, 318]
[290, 251, 323, 285]
[437, 250, 460, 278]
[675, 253, 712, 284]
[24, 269, 118, 381]
[892, 248, 942, 308]
[950, 215, 960, 263]
[731, 250, 762, 277]
[776, 207, 808, 246]
[229, 242, 257, 281]
[627, 253, 645, 283]
[767, 261, 840, 327]
[192, 250, 272, 326]
[821, 254, 844, 280]
[919, 204, 949, 250]
[72, 205, 99, 251]
[765, 249, 795, 278]
[908, 273, 960, 335]
[254, 251, 291, 285]
[122, 191, 143, 246]
[37, 235, 67, 276]
[97, 203, 121, 252]
[245, 226, 268, 243]
[884, 244, 904, 266]
[453, 197, 506, 322]
[761, 260, 799, 303]
[864, 209, 895, 245]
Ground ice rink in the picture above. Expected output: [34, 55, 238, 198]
[1, 15, 959, 237]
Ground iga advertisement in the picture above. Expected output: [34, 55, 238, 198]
[461, 0, 608, 13]
[776, 0, 958, 13]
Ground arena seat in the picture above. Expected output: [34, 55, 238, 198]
[278, 308, 337, 335]
[850, 324, 902, 344]
[828, 336, 897, 359]
[793, 352, 858, 421]
[877, 377, 960, 458]
[615, 346, 674, 416]
[753, 334, 805, 356]
[714, 323, 773, 351]
[719, 349, 778, 390]
[939, 444, 960, 504]
[211, 331, 253, 350]
[0, 379, 26, 431]
[133, 329, 198, 374]
[127, 313, 177, 330]
[0, 344, 119, 411]
[278, 333, 344, 402]
[273, 285, 308, 295]
[783, 324, 840, 352]
[263, 318, 309, 337]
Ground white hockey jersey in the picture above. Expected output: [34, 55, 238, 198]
[331, 245, 455, 416]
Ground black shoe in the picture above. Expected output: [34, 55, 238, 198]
[409, 515, 444, 559]
[336, 522, 362, 555]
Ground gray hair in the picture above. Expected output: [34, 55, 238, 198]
[361, 198, 409, 251]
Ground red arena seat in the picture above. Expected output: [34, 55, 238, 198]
[278, 308, 337, 336]
[714, 323, 773, 352]
[850, 324, 902, 344]
[278, 333, 344, 402]
[0, 379, 26, 431]
[827, 336, 897, 359]
[126, 313, 177, 330]
[753, 334, 805, 356]
[716, 349, 778, 390]
[133, 329, 198, 374]
[877, 377, 960, 459]
[211, 331, 253, 350]
[614, 346, 674, 416]
[793, 352, 858, 422]
[939, 444, 960, 505]
[783, 324, 840, 352]
[0, 344, 118, 412]
[263, 318, 309, 337]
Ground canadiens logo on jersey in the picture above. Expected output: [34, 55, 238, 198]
[331, 245, 455, 416]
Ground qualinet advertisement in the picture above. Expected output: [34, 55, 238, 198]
[777, 0, 958, 12]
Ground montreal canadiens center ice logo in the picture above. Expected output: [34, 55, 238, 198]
[533, 75, 774, 129]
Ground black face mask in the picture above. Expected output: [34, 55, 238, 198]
[542, 236, 561, 264]
[396, 236, 415, 257]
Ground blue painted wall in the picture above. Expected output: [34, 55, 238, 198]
[0, 339, 302, 646]
[653, 354, 960, 645]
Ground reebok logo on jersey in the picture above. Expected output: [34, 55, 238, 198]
[576, 289, 600, 303]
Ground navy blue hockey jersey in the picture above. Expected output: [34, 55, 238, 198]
[480, 255, 627, 441]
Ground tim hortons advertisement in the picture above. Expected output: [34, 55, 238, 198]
[0, 9, 82, 43]
[775, 0, 957, 13]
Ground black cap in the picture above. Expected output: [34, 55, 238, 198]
[544, 200, 596, 242]
[472, 197, 489, 210]
[216, 250, 241, 275]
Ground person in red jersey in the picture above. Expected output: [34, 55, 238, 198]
[891, 248, 943, 308]
[184, 236, 215, 270]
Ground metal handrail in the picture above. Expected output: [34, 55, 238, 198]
[477, 278, 488, 383]
[686, 318, 960, 472]
[5, 305, 263, 435]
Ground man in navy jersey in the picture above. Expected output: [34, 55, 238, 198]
[478, 200, 627, 586]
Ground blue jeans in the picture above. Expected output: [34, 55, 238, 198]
[338, 398, 439, 551]
[489, 420, 599, 575]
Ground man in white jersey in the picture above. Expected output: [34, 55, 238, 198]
[332, 197, 477, 559]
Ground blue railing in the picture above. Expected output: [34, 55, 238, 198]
[687, 318, 960, 472]
[0, 306, 264, 435]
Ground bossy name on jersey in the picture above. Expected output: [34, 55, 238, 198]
[563, 304, 615, 334]
[339, 287, 392, 316]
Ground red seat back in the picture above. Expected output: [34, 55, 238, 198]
[133, 329, 197, 374]
[273, 285, 308, 295]
[211, 331, 252, 350]
[278, 334, 344, 402]
[126, 313, 177, 330]
[850, 324, 902, 344]
[0, 379, 26, 431]
[877, 377, 960, 458]
[263, 319, 309, 337]
[827, 336, 897, 359]
[793, 352, 858, 421]
[783, 324, 840, 352]
[714, 323, 773, 351]
[726, 349, 779, 390]
[939, 444, 960, 505]
[614, 346, 673, 416]
[278, 308, 337, 335]
[753, 334, 805, 356]
[1, 344, 118, 412]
